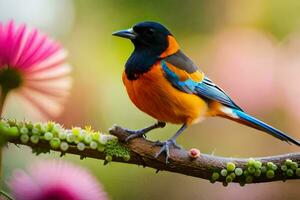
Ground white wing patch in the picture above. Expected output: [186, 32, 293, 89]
[220, 106, 238, 119]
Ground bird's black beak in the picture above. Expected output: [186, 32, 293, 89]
[112, 28, 137, 40]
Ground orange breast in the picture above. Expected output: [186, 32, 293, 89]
[122, 63, 208, 125]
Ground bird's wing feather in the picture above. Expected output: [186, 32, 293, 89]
[163, 51, 300, 146]
[164, 50, 199, 73]
[162, 51, 242, 110]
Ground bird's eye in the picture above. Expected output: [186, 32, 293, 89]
[144, 29, 155, 36]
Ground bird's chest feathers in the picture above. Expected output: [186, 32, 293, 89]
[123, 63, 168, 111]
[122, 63, 207, 124]
[123, 62, 176, 122]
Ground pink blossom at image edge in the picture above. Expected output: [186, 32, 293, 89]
[9, 160, 108, 200]
[0, 20, 72, 120]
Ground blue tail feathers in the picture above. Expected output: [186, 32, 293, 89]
[232, 109, 300, 146]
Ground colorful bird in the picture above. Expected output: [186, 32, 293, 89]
[113, 22, 300, 163]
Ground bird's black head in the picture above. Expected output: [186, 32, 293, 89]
[113, 21, 172, 55]
[113, 22, 180, 80]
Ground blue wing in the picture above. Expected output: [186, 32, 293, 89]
[161, 59, 242, 111]
[162, 54, 300, 146]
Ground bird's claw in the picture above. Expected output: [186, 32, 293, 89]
[155, 141, 171, 164]
[124, 129, 146, 142]
[154, 139, 181, 164]
[155, 139, 181, 149]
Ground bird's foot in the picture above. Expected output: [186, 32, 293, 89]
[155, 139, 182, 149]
[124, 129, 147, 142]
[124, 122, 166, 142]
[154, 139, 181, 163]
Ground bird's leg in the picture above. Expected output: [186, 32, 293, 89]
[154, 124, 187, 163]
[125, 121, 166, 142]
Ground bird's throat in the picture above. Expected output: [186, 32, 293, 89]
[125, 49, 160, 80]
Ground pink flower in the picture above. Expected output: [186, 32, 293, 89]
[209, 29, 277, 113]
[0, 20, 71, 119]
[9, 160, 108, 200]
[276, 32, 300, 121]
[208, 28, 300, 123]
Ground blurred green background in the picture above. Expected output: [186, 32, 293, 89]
[2, 0, 300, 199]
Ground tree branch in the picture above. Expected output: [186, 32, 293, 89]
[3, 120, 300, 186]
[108, 126, 300, 184]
